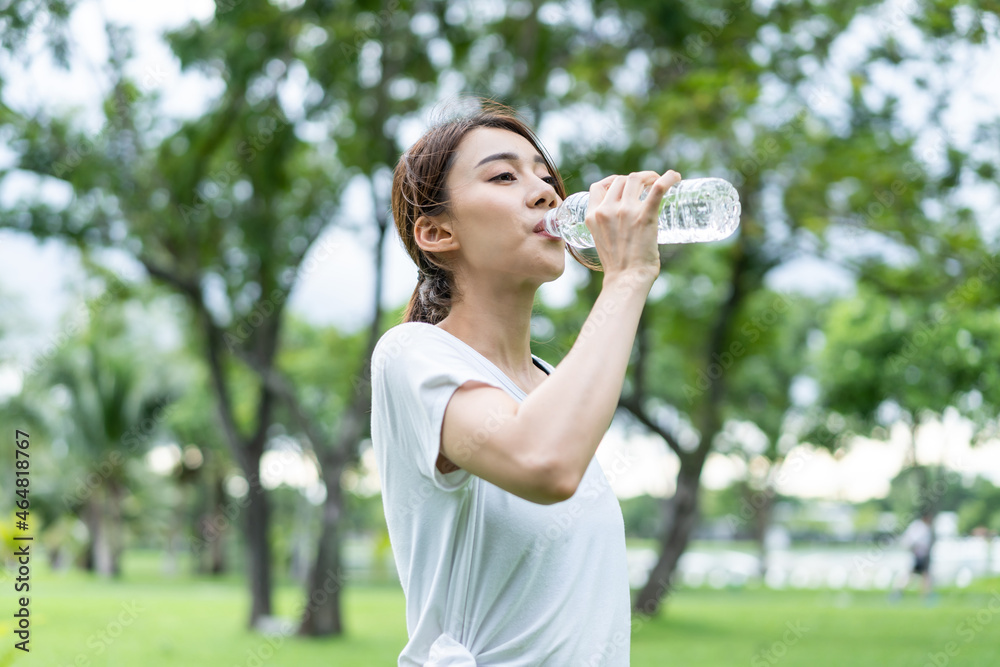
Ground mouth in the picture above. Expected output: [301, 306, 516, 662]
[533, 220, 561, 240]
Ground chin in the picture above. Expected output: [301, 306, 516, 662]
[543, 258, 566, 281]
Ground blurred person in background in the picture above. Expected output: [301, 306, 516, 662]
[890, 510, 935, 602]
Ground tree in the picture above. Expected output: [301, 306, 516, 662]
[1, 0, 454, 633]
[813, 282, 1000, 516]
[1, 1, 356, 628]
[161, 355, 236, 576]
[534, 0, 999, 616]
[19, 287, 176, 575]
[4, 0, 998, 628]
[710, 291, 819, 576]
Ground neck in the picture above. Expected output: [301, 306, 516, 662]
[434, 276, 540, 383]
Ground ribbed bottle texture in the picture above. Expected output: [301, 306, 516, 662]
[542, 177, 741, 249]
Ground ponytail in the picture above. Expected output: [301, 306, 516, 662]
[401, 264, 458, 324]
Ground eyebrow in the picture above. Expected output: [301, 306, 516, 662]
[474, 152, 547, 168]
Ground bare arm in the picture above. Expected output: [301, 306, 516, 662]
[441, 170, 681, 504]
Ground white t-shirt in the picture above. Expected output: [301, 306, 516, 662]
[901, 519, 933, 558]
[370, 321, 631, 666]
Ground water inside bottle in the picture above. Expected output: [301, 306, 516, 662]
[647, 179, 741, 244]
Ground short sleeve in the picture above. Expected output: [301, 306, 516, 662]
[371, 324, 502, 493]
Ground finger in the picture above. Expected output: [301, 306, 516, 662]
[588, 174, 616, 205]
[590, 175, 626, 214]
[640, 170, 682, 217]
[604, 174, 627, 203]
[622, 170, 662, 201]
[593, 174, 617, 190]
[588, 174, 617, 199]
[587, 174, 619, 211]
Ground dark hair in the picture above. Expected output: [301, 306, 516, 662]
[391, 100, 579, 324]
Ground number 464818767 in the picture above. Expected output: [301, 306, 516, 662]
[15, 430, 30, 513]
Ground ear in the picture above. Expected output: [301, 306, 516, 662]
[414, 214, 459, 254]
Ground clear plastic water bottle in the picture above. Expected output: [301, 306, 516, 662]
[541, 177, 741, 251]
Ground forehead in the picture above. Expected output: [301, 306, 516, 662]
[452, 126, 544, 168]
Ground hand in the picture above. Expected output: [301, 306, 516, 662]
[585, 170, 681, 284]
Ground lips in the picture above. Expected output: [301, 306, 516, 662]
[533, 219, 561, 240]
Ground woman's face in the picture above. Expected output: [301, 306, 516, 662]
[416, 127, 566, 287]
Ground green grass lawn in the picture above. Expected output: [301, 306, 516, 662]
[3, 551, 998, 666]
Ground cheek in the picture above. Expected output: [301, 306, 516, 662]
[449, 193, 524, 258]
[463, 227, 526, 270]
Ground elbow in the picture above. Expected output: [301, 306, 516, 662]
[549, 476, 579, 504]
[534, 454, 580, 504]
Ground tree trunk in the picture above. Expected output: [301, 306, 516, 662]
[207, 513, 228, 574]
[139, 201, 283, 630]
[750, 484, 776, 579]
[108, 481, 124, 577]
[243, 450, 272, 628]
[632, 464, 703, 617]
[626, 226, 755, 617]
[87, 485, 118, 577]
[208, 473, 228, 574]
[294, 162, 388, 636]
[193, 470, 230, 575]
[910, 422, 936, 513]
[81, 491, 99, 572]
[298, 464, 346, 636]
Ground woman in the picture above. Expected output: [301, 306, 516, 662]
[370, 101, 680, 666]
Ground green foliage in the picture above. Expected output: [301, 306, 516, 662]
[278, 314, 370, 437]
[0, 0, 74, 67]
[3, 0, 1000, 624]
[956, 478, 1000, 535]
[620, 493, 665, 540]
[815, 281, 1000, 444]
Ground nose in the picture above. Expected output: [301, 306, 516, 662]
[529, 175, 559, 209]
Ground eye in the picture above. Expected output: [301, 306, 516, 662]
[489, 171, 516, 182]
[542, 175, 557, 186]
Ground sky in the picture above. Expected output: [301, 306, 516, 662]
[2, 0, 999, 501]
